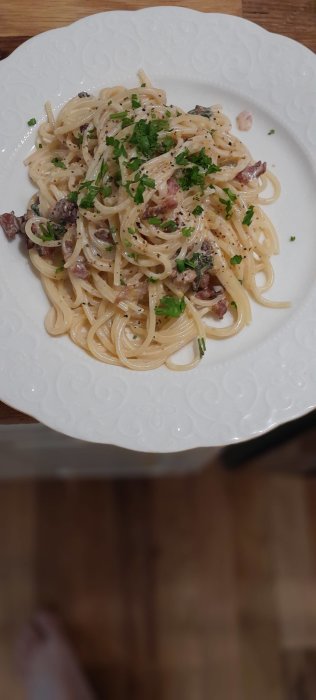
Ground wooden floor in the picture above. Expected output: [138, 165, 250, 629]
[1, 427, 316, 699]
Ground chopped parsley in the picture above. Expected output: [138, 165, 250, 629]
[55, 264, 65, 273]
[106, 136, 127, 160]
[95, 159, 108, 185]
[219, 188, 237, 218]
[175, 147, 221, 174]
[51, 157, 66, 169]
[131, 94, 141, 109]
[155, 295, 186, 318]
[148, 276, 158, 283]
[75, 132, 84, 146]
[231, 301, 237, 309]
[192, 205, 204, 216]
[176, 252, 213, 278]
[87, 127, 97, 139]
[40, 222, 66, 241]
[78, 180, 112, 209]
[178, 166, 205, 191]
[230, 255, 243, 265]
[242, 205, 255, 226]
[141, 82, 146, 87]
[147, 217, 162, 226]
[125, 157, 145, 172]
[268, 129, 275, 135]
[160, 135, 175, 153]
[160, 220, 177, 232]
[27, 117, 37, 126]
[109, 110, 128, 120]
[290, 235, 296, 241]
[197, 337, 206, 358]
[129, 118, 170, 159]
[31, 202, 40, 215]
[67, 190, 79, 203]
[127, 174, 155, 205]
[182, 226, 194, 237]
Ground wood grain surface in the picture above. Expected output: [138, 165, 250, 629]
[1, 436, 316, 699]
[0, 0, 315, 422]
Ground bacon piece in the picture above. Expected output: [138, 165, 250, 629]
[167, 177, 179, 195]
[62, 238, 74, 262]
[116, 282, 148, 302]
[236, 160, 267, 184]
[236, 110, 253, 131]
[143, 196, 177, 219]
[37, 246, 53, 258]
[50, 198, 78, 224]
[195, 274, 224, 300]
[0, 212, 22, 240]
[94, 227, 113, 244]
[70, 258, 89, 279]
[188, 105, 213, 118]
[213, 298, 229, 319]
[171, 269, 197, 287]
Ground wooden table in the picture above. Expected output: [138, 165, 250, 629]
[1, 0, 315, 424]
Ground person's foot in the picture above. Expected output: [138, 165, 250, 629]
[16, 611, 96, 700]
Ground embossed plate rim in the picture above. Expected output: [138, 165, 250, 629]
[0, 7, 316, 450]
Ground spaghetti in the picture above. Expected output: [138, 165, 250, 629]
[1, 72, 288, 370]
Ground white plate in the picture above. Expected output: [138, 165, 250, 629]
[0, 7, 316, 452]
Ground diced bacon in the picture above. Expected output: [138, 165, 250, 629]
[62, 238, 74, 262]
[94, 227, 113, 244]
[70, 258, 89, 279]
[50, 198, 78, 224]
[167, 177, 179, 195]
[213, 298, 229, 319]
[188, 105, 213, 118]
[236, 110, 253, 131]
[0, 212, 22, 240]
[143, 196, 177, 219]
[236, 160, 267, 184]
[171, 269, 197, 287]
[116, 283, 148, 302]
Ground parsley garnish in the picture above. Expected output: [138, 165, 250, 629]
[231, 301, 237, 309]
[192, 205, 203, 216]
[27, 117, 37, 126]
[109, 111, 128, 120]
[125, 157, 145, 172]
[160, 135, 175, 153]
[147, 217, 162, 226]
[219, 188, 237, 218]
[176, 252, 212, 277]
[131, 94, 141, 109]
[51, 157, 66, 169]
[175, 148, 221, 173]
[155, 295, 186, 318]
[148, 276, 158, 283]
[40, 222, 66, 241]
[129, 118, 170, 159]
[141, 82, 146, 87]
[106, 136, 127, 160]
[126, 174, 155, 204]
[160, 220, 177, 232]
[95, 159, 108, 185]
[230, 255, 242, 265]
[75, 132, 84, 146]
[67, 191, 79, 203]
[242, 205, 255, 226]
[178, 166, 205, 191]
[268, 129, 275, 135]
[182, 226, 194, 237]
[290, 235, 296, 241]
[197, 337, 206, 358]
[87, 127, 97, 139]
[55, 264, 65, 273]
[79, 181, 112, 209]
[31, 202, 40, 215]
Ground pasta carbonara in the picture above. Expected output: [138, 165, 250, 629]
[0, 71, 288, 370]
